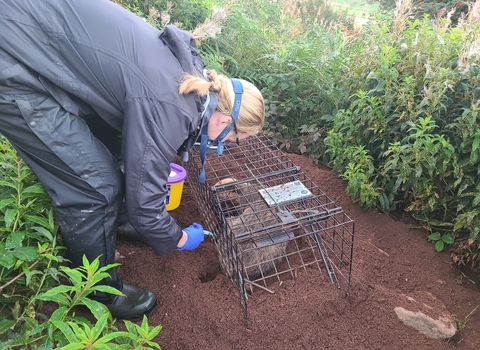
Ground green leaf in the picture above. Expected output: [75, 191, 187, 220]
[414, 163, 422, 178]
[21, 261, 33, 286]
[0, 197, 15, 211]
[95, 331, 132, 344]
[13, 256, 23, 269]
[60, 266, 85, 285]
[0, 319, 15, 335]
[48, 208, 55, 230]
[23, 316, 44, 337]
[38, 292, 71, 305]
[67, 321, 88, 341]
[89, 345, 111, 350]
[467, 208, 480, 222]
[124, 320, 137, 335]
[49, 307, 69, 322]
[90, 313, 109, 341]
[90, 255, 101, 272]
[89, 271, 114, 286]
[90, 285, 123, 296]
[148, 325, 162, 340]
[427, 233, 441, 241]
[4, 208, 18, 229]
[82, 254, 91, 269]
[145, 340, 162, 349]
[0, 180, 17, 189]
[55, 344, 84, 350]
[0, 249, 16, 269]
[31, 226, 54, 241]
[442, 235, 455, 245]
[472, 133, 480, 153]
[96, 262, 121, 273]
[435, 240, 445, 252]
[37, 285, 72, 300]
[453, 214, 466, 232]
[50, 320, 78, 344]
[426, 219, 454, 227]
[23, 198, 38, 209]
[378, 193, 390, 212]
[42, 254, 60, 263]
[80, 298, 109, 321]
[13, 246, 39, 262]
[21, 184, 46, 197]
[473, 195, 480, 207]
[5, 231, 25, 249]
[23, 215, 51, 230]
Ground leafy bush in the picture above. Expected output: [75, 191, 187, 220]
[0, 137, 66, 341]
[323, 3, 480, 269]
[1, 255, 161, 349]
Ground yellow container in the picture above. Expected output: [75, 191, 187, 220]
[165, 163, 187, 211]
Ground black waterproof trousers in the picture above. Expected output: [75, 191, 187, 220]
[0, 49, 123, 301]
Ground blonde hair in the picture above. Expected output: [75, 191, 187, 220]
[178, 70, 265, 135]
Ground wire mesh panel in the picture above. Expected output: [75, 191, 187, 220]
[182, 135, 354, 314]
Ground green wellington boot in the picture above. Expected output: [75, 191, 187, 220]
[106, 283, 157, 319]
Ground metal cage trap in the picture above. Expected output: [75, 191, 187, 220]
[183, 135, 354, 314]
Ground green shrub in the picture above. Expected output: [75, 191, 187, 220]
[1, 255, 161, 349]
[0, 137, 66, 341]
[322, 3, 480, 269]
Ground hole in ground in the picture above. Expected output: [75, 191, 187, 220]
[198, 260, 222, 283]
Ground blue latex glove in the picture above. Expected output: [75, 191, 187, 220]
[178, 223, 204, 251]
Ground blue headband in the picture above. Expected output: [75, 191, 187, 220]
[198, 78, 244, 183]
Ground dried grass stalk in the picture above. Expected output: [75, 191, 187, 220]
[191, 7, 228, 42]
[393, 0, 414, 37]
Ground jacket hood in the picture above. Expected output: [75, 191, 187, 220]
[159, 25, 205, 77]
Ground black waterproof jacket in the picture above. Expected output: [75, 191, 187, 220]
[0, 0, 214, 254]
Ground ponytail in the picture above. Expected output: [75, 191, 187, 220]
[179, 70, 264, 135]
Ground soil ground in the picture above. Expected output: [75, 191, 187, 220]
[116, 153, 480, 350]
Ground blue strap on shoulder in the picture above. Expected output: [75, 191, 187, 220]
[198, 78, 243, 183]
[197, 91, 211, 183]
[198, 125, 209, 183]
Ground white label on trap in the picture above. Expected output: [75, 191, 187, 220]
[258, 180, 312, 206]
[169, 170, 177, 177]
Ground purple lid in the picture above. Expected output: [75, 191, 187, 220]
[168, 163, 187, 184]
